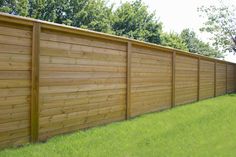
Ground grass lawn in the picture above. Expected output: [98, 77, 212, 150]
[1, 94, 236, 157]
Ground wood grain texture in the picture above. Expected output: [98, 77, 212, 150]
[216, 62, 226, 96]
[199, 60, 215, 100]
[130, 45, 172, 117]
[197, 57, 200, 101]
[126, 42, 132, 119]
[175, 54, 198, 105]
[38, 29, 127, 140]
[172, 52, 176, 107]
[31, 22, 40, 142]
[0, 24, 31, 149]
[227, 64, 236, 93]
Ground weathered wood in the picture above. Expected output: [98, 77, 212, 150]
[226, 64, 235, 93]
[215, 62, 227, 96]
[214, 61, 216, 97]
[197, 57, 200, 101]
[130, 45, 172, 117]
[31, 22, 41, 142]
[226, 63, 228, 93]
[199, 60, 215, 100]
[126, 42, 132, 119]
[175, 54, 198, 105]
[172, 52, 176, 107]
[0, 22, 31, 149]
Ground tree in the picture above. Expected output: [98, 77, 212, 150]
[160, 32, 188, 51]
[1, 0, 113, 32]
[198, 4, 236, 53]
[71, 0, 113, 33]
[112, 0, 162, 44]
[0, 0, 29, 16]
[180, 29, 223, 58]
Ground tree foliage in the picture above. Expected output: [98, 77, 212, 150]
[198, 4, 236, 53]
[112, 0, 162, 44]
[180, 29, 223, 58]
[0, 0, 113, 32]
[0, 0, 29, 16]
[160, 32, 188, 51]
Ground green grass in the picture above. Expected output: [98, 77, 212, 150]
[1, 94, 236, 157]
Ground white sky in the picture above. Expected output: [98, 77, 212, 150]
[109, 0, 236, 63]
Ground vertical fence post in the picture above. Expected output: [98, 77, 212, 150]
[214, 61, 216, 97]
[171, 51, 176, 108]
[226, 63, 228, 94]
[197, 57, 200, 101]
[31, 22, 40, 142]
[235, 65, 236, 92]
[126, 42, 132, 119]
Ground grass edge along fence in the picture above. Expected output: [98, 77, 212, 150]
[0, 12, 235, 149]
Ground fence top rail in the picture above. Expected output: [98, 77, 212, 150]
[0, 12, 235, 65]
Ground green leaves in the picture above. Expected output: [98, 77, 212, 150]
[198, 4, 236, 53]
[180, 29, 223, 58]
[0, 0, 28, 16]
[160, 32, 188, 51]
[71, 0, 113, 33]
[112, 0, 162, 44]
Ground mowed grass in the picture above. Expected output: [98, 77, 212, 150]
[1, 94, 236, 157]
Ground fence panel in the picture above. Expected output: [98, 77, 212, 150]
[0, 23, 32, 148]
[175, 54, 198, 105]
[199, 60, 215, 100]
[216, 62, 227, 96]
[130, 45, 172, 117]
[227, 64, 236, 93]
[38, 29, 127, 140]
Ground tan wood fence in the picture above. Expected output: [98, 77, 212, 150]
[0, 13, 235, 149]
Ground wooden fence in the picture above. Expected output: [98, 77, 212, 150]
[0, 13, 236, 149]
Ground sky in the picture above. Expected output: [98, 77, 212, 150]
[110, 0, 236, 63]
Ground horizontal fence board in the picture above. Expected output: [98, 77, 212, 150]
[40, 30, 127, 51]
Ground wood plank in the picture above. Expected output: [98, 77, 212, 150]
[31, 22, 40, 142]
[214, 61, 216, 97]
[197, 57, 200, 101]
[0, 43, 31, 55]
[172, 51, 176, 107]
[0, 34, 31, 46]
[40, 84, 126, 94]
[40, 30, 127, 51]
[126, 42, 131, 119]
[0, 80, 30, 88]
[226, 63, 228, 93]
[0, 25, 32, 38]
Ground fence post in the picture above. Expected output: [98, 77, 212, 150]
[235, 65, 236, 92]
[214, 61, 216, 97]
[197, 57, 200, 101]
[226, 63, 228, 94]
[31, 22, 40, 142]
[171, 51, 176, 108]
[126, 42, 132, 119]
